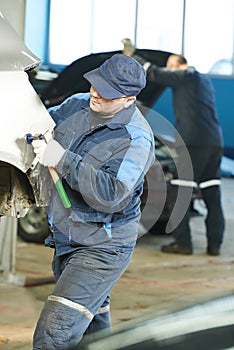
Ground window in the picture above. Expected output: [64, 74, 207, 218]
[49, 0, 183, 65]
[136, 0, 184, 53]
[49, 0, 93, 65]
[184, 0, 234, 73]
[40, 0, 234, 74]
[49, 0, 136, 65]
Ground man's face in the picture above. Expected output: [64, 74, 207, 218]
[89, 86, 135, 117]
[166, 56, 181, 70]
[166, 55, 188, 71]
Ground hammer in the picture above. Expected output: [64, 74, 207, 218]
[26, 133, 71, 209]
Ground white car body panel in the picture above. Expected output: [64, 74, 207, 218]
[0, 71, 55, 173]
[0, 12, 55, 217]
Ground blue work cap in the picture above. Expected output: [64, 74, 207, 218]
[83, 54, 146, 99]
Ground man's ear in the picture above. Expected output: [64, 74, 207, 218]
[124, 96, 136, 108]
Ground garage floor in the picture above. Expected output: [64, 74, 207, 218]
[0, 177, 234, 350]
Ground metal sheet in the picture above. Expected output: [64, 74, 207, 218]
[0, 70, 55, 173]
[0, 11, 40, 71]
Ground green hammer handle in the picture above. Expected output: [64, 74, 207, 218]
[48, 166, 71, 208]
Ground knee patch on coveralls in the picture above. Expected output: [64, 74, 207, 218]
[33, 296, 94, 350]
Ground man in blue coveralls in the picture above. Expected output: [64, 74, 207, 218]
[32, 54, 155, 349]
[136, 53, 225, 256]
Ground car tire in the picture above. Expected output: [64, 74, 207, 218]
[17, 205, 50, 244]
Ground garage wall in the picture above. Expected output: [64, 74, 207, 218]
[24, 0, 50, 64]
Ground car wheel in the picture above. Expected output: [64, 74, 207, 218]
[17, 205, 50, 244]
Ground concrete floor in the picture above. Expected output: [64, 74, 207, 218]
[0, 177, 234, 350]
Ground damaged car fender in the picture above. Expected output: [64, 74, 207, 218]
[0, 12, 55, 218]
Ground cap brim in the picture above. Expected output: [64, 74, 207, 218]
[83, 68, 124, 100]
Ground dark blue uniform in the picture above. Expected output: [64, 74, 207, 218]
[147, 65, 225, 252]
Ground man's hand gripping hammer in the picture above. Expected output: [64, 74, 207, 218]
[26, 133, 71, 209]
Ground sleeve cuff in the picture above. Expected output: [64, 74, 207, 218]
[143, 62, 152, 71]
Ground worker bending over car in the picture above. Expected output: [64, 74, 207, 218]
[134, 53, 225, 256]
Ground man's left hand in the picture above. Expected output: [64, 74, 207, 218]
[32, 139, 65, 167]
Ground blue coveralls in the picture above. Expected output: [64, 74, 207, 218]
[33, 94, 155, 349]
[147, 65, 225, 250]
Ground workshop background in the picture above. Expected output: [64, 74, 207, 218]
[0, 1, 234, 349]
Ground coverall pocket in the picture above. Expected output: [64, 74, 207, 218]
[68, 212, 112, 246]
[82, 141, 112, 167]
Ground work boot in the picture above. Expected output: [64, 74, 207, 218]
[207, 246, 220, 256]
[161, 242, 193, 255]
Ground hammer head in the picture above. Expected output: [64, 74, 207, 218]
[25, 133, 44, 144]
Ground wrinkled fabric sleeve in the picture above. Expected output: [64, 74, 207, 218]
[55, 135, 154, 213]
[147, 65, 190, 87]
[48, 93, 90, 127]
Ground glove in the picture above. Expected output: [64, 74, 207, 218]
[121, 38, 135, 57]
[32, 139, 65, 167]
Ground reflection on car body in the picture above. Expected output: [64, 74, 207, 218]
[76, 294, 234, 350]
